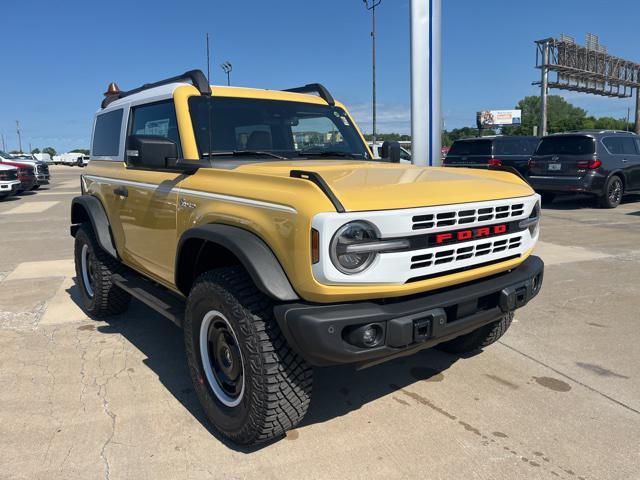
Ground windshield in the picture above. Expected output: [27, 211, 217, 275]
[535, 136, 595, 156]
[448, 140, 492, 156]
[189, 97, 370, 160]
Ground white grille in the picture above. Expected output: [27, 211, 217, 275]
[413, 202, 525, 230]
[411, 236, 523, 270]
[311, 195, 540, 285]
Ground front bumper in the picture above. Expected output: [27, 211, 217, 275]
[0, 181, 21, 196]
[527, 171, 606, 195]
[274, 256, 544, 367]
[36, 174, 50, 185]
[18, 179, 36, 191]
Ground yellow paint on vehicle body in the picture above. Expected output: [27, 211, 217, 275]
[86, 84, 537, 303]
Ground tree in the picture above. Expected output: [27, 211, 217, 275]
[31, 148, 41, 154]
[442, 127, 496, 147]
[70, 148, 90, 155]
[502, 95, 587, 136]
[42, 147, 57, 158]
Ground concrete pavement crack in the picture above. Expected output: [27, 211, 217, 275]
[498, 341, 639, 415]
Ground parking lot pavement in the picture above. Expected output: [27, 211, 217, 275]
[1, 168, 639, 480]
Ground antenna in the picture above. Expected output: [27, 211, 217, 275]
[206, 33, 211, 84]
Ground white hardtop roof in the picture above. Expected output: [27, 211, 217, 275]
[100, 82, 326, 112]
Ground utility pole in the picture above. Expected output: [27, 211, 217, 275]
[221, 61, 232, 86]
[16, 120, 23, 153]
[627, 107, 631, 131]
[539, 40, 550, 137]
[363, 0, 381, 146]
[205, 33, 211, 84]
[1, 133, 5, 152]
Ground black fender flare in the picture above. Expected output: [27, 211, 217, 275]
[70, 195, 118, 259]
[176, 224, 299, 302]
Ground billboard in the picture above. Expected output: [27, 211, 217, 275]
[478, 110, 522, 127]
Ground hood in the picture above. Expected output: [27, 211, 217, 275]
[0, 160, 31, 169]
[236, 160, 534, 212]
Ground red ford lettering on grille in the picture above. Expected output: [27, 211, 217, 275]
[435, 224, 508, 244]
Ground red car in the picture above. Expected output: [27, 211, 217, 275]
[0, 160, 37, 193]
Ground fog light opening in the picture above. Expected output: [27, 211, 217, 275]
[344, 323, 384, 348]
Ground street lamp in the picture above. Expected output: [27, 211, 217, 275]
[220, 61, 232, 86]
[363, 0, 382, 146]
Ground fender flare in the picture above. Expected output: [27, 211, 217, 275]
[176, 224, 299, 302]
[70, 195, 118, 259]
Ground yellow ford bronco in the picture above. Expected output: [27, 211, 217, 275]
[71, 70, 544, 445]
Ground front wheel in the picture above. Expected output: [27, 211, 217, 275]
[184, 267, 313, 445]
[437, 312, 514, 354]
[598, 176, 623, 209]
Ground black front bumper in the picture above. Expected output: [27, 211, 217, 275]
[274, 256, 544, 368]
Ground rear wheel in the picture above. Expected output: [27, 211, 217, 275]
[74, 223, 131, 317]
[437, 312, 514, 354]
[184, 267, 313, 445]
[31, 185, 40, 191]
[598, 175, 623, 209]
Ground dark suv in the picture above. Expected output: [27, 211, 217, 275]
[528, 131, 640, 208]
[443, 136, 540, 176]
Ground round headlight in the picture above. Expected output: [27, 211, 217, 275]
[330, 221, 379, 274]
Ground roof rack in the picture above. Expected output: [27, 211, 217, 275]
[101, 69, 211, 109]
[284, 83, 335, 106]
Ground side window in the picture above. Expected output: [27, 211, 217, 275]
[130, 101, 182, 155]
[92, 109, 124, 157]
[603, 137, 637, 155]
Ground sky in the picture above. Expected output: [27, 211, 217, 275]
[1, 0, 640, 153]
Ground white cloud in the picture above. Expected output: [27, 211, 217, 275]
[348, 103, 411, 134]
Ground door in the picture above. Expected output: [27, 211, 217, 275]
[631, 139, 640, 190]
[602, 136, 639, 190]
[115, 100, 184, 284]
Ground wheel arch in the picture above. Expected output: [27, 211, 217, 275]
[175, 224, 299, 302]
[607, 170, 626, 191]
[70, 195, 118, 259]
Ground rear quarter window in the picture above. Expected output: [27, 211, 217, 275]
[92, 109, 124, 157]
[602, 137, 637, 155]
[448, 140, 492, 156]
[535, 136, 595, 156]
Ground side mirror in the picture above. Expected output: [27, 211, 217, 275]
[127, 135, 177, 169]
[381, 141, 401, 163]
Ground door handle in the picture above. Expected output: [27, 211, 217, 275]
[113, 187, 128, 197]
[622, 158, 628, 163]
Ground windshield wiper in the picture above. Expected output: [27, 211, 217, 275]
[296, 151, 359, 159]
[203, 150, 288, 160]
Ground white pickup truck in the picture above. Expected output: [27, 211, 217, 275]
[0, 164, 20, 199]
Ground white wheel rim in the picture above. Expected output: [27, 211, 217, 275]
[199, 310, 245, 407]
[81, 244, 94, 298]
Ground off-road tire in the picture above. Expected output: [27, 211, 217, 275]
[74, 223, 131, 317]
[540, 192, 555, 205]
[184, 267, 313, 445]
[437, 312, 514, 354]
[598, 175, 623, 209]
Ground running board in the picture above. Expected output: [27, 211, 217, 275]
[112, 272, 185, 327]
